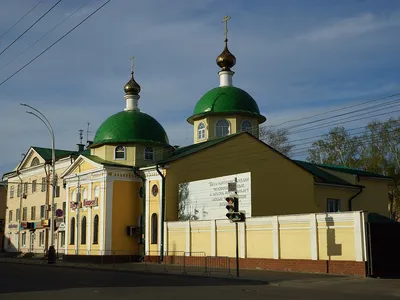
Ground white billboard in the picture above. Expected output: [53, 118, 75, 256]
[178, 172, 251, 221]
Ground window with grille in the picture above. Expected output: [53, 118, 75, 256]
[144, 147, 154, 160]
[198, 122, 206, 140]
[151, 213, 158, 244]
[327, 199, 341, 212]
[115, 145, 126, 160]
[32, 180, 37, 193]
[93, 215, 99, 244]
[81, 217, 87, 244]
[216, 120, 230, 137]
[22, 207, 27, 221]
[70, 218, 75, 245]
[31, 206, 36, 220]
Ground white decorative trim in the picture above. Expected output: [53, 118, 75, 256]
[113, 145, 127, 161]
[272, 216, 279, 259]
[186, 221, 191, 254]
[65, 185, 69, 254]
[99, 178, 105, 252]
[239, 222, 246, 258]
[104, 178, 113, 251]
[279, 226, 310, 230]
[145, 180, 150, 252]
[245, 227, 273, 231]
[353, 211, 364, 261]
[164, 221, 168, 254]
[361, 211, 367, 262]
[211, 220, 216, 256]
[310, 214, 318, 260]
[87, 182, 92, 252]
[158, 178, 162, 252]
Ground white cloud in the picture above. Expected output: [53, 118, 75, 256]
[298, 12, 400, 41]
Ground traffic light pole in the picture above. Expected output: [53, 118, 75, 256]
[235, 222, 239, 277]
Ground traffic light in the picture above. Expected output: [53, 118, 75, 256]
[226, 193, 240, 221]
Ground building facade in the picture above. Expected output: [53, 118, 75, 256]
[0, 182, 6, 251]
[2, 146, 83, 253]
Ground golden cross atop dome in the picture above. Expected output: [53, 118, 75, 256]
[130, 56, 135, 73]
[222, 15, 231, 41]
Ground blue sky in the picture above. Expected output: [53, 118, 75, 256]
[0, 0, 399, 175]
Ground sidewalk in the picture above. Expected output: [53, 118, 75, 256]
[0, 256, 359, 285]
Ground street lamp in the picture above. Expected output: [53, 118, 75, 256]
[20, 103, 57, 264]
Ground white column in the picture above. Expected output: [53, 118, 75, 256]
[186, 220, 191, 255]
[158, 178, 163, 253]
[211, 220, 216, 256]
[239, 222, 246, 258]
[99, 176, 105, 252]
[272, 216, 280, 259]
[354, 211, 364, 261]
[164, 221, 168, 255]
[87, 182, 92, 253]
[65, 185, 69, 254]
[310, 213, 318, 260]
[145, 180, 150, 254]
[218, 70, 234, 87]
[124, 94, 140, 111]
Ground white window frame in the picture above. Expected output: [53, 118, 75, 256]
[144, 147, 154, 161]
[327, 198, 341, 212]
[241, 120, 252, 133]
[21, 232, 26, 247]
[39, 231, 45, 246]
[197, 122, 206, 140]
[114, 145, 126, 160]
[10, 186, 14, 198]
[215, 119, 230, 137]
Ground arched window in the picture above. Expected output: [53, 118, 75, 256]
[197, 122, 206, 140]
[82, 188, 87, 201]
[30, 157, 40, 167]
[151, 213, 158, 244]
[94, 186, 100, 198]
[115, 145, 126, 160]
[216, 120, 230, 137]
[93, 215, 99, 244]
[70, 217, 75, 245]
[144, 147, 154, 160]
[241, 120, 252, 133]
[81, 216, 87, 245]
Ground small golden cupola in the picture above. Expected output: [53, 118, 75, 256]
[216, 16, 236, 72]
[216, 16, 236, 87]
[124, 56, 141, 111]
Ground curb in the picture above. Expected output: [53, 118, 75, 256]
[0, 259, 268, 285]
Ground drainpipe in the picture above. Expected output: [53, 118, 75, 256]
[348, 186, 364, 211]
[156, 165, 165, 261]
[133, 167, 146, 259]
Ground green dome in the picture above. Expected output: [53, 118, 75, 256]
[187, 86, 266, 124]
[92, 110, 169, 147]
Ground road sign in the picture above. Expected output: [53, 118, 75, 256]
[228, 182, 237, 192]
[55, 209, 63, 218]
[58, 222, 66, 232]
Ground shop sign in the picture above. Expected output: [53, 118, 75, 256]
[83, 197, 98, 207]
[8, 223, 18, 229]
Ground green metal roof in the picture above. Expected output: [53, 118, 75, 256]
[187, 86, 266, 124]
[92, 110, 169, 147]
[293, 160, 358, 187]
[32, 146, 76, 161]
[315, 164, 393, 179]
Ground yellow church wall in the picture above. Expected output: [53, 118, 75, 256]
[164, 133, 317, 222]
[111, 180, 140, 253]
[165, 212, 365, 262]
[314, 185, 357, 212]
[352, 178, 390, 217]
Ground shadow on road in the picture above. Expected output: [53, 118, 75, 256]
[0, 262, 265, 294]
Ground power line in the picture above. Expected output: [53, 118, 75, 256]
[271, 92, 400, 128]
[0, 0, 63, 58]
[0, 0, 94, 73]
[0, 0, 112, 88]
[280, 97, 400, 131]
[0, 0, 44, 41]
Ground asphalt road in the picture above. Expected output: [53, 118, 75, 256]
[0, 262, 399, 300]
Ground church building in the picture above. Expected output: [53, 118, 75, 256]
[59, 18, 391, 258]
